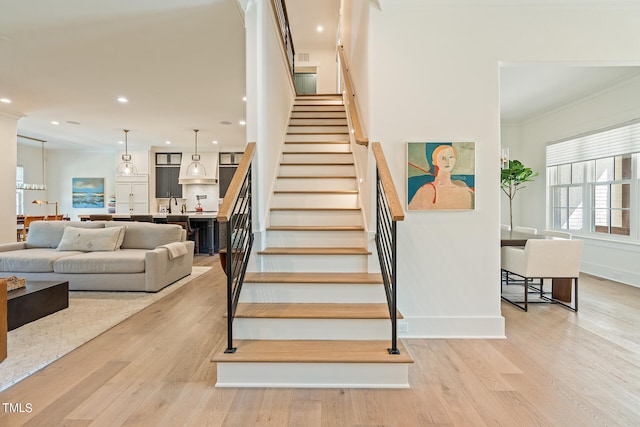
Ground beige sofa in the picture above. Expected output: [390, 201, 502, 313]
[0, 221, 194, 292]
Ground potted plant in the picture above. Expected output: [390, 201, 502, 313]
[500, 159, 537, 230]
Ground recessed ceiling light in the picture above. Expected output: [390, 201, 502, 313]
[239, 120, 246, 126]
[0, 33, 12, 41]
[0, 98, 11, 104]
[220, 120, 232, 125]
[212, 140, 218, 144]
[118, 140, 124, 145]
[165, 140, 171, 144]
[66, 120, 81, 125]
[242, 96, 247, 102]
[117, 96, 128, 103]
[317, 25, 323, 32]
[51, 121, 59, 125]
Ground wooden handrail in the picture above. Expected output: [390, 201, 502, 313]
[372, 142, 405, 221]
[338, 45, 368, 147]
[218, 142, 256, 222]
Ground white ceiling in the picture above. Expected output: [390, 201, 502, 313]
[2, 0, 639, 153]
[0, 0, 247, 151]
[500, 63, 640, 123]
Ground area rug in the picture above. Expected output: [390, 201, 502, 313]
[0, 266, 211, 392]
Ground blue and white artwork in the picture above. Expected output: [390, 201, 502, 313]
[72, 178, 105, 208]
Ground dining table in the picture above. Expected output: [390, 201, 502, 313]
[500, 228, 573, 302]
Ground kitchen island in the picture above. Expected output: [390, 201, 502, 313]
[78, 212, 219, 255]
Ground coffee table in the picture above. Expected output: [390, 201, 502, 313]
[7, 280, 69, 331]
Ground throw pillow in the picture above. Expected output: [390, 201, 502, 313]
[57, 226, 126, 252]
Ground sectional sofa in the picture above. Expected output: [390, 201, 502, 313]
[0, 220, 194, 292]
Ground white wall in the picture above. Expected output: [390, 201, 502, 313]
[295, 45, 338, 94]
[45, 149, 117, 220]
[341, 0, 373, 232]
[514, 75, 640, 287]
[366, 1, 640, 337]
[247, 0, 296, 237]
[0, 115, 18, 243]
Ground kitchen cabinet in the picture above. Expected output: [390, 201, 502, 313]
[116, 176, 149, 214]
[156, 167, 182, 198]
[155, 153, 182, 198]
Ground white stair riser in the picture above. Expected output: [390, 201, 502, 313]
[271, 193, 359, 209]
[282, 153, 353, 163]
[293, 104, 344, 113]
[266, 229, 366, 247]
[279, 164, 356, 176]
[283, 143, 351, 152]
[285, 133, 349, 142]
[233, 318, 390, 340]
[287, 125, 349, 134]
[269, 210, 363, 227]
[275, 177, 358, 191]
[294, 99, 344, 106]
[291, 111, 347, 119]
[290, 118, 347, 126]
[239, 282, 386, 303]
[215, 362, 409, 389]
[260, 254, 368, 272]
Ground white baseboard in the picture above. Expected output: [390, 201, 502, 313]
[398, 316, 506, 339]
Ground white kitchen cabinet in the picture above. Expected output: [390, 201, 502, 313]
[116, 176, 149, 214]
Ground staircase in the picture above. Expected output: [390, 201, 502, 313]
[212, 94, 413, 388]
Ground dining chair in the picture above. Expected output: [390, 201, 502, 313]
[512, 226, 538, 234]
[89, 214, 113, 221]
[166, 215, 199, 254]
[130, 215, 153, 222]
[22, 216, 45, 241]
[541, 229, 572, 239]
[501, 239, 583, 312]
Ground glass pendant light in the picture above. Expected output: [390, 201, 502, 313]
[186, 129, 206, 177]
[117, 129, 138, 176]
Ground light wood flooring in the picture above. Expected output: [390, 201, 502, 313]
[1, 256, 639, 426]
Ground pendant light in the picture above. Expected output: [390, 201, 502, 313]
[186, 129, 206, 177]
[117, 129, 137, 176]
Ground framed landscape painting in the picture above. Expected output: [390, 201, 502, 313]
[407, 141, 475, 211]
[72, 178, 105, 208]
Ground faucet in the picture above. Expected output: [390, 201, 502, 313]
[167, 195, 178, 214]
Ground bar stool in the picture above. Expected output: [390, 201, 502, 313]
[166, 215, 199, 254]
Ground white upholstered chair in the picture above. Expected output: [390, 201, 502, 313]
[501, 239, 583, 312]
[512, 226, 538, 234]
[541, 229, 572, 239]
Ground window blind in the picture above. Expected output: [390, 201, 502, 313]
[547, 119, 640, 166]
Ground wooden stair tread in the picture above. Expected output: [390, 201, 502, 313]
[282, 151, 352, 155]
[280, 162, 355, 166]
[270, 207, 360, 211]
[244, 272, 382, 284]
[267, 226, 364, 231]
[273, 190, 358, 194]
[212, 340, 413, 364]
[277, 175, 356, 179]
[258, 247, 371, 255]
[287, 132, 350, 136]
[234, 303, 400, 319]
[285, 143, 350, 146]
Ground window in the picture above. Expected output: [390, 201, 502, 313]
[16, 166, 24, 215]
[547, 120, 640, 239]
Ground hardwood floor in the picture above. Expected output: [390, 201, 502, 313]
[1, 257, 639, 426]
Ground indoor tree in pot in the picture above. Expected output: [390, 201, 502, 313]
[500, 159, 537, 230]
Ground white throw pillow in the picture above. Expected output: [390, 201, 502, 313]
[57, 226, 126, 252]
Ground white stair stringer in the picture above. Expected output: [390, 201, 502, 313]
[214, 96, 412, 389]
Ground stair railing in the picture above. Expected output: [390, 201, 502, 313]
[371, 142, 405, 354]
[218, 142, 256, 354]
[271, 0, 295, 79]
[338, 45, 368, 147]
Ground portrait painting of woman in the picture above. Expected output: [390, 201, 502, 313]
[407, 142, 475, 210]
